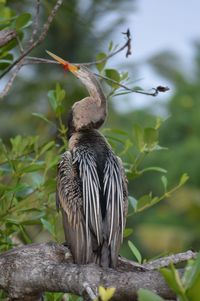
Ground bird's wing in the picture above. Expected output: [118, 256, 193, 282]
[57, 151, 93, 263]
[103, 153, 128, 266]
[73, 146, 103, 246]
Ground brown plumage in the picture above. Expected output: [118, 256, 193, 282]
[48, 52, 128, 268]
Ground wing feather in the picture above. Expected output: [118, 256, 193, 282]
[103, 152, 128, 248]
[73, 147, 103, 246]
[57, 151, 93, 263]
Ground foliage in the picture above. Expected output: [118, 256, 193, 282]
[137, 253, 200, 300]
[0, 2, 32, 71]
[0, 1, 199, 300]
[97, 286, 116, 301]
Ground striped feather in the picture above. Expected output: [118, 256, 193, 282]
[103, 153, 124, 245]
[73, 147, 103, 246]
[57, 151, 93, 264]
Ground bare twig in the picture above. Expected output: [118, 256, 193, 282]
[83, 282, 97, 300]
[94, 72, 170, 97]
[80, 29, 132, 66]
[16, 35, 24, 53]
[0, 62, 24, 98]
[26, 56, 59, 65]
[0, 0, 63, 81]
[0, 24, 169, 100]
[29, 0, 41, 45]
[122, 28, 132, 57]
[23, 56, 170, 97]
[26, 28, 131, 67]
[145, 250, 197, 270]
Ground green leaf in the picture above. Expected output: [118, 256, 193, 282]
[55, 83, 65, 102]
[183, 252, 200, 290]
[48, 90, 57, 112]
[32, 113, 55, 126]
[0, 52, 13, 61]
[39, 141, 55, 157]
[160, 264, 185, 296]
[96, 52, 107, 72]
[123, 228, 133, 238]
[136, 194, 152, 212]
[16, 209, 45, 225]
[105, 68, 120, 88]
[120, 71, 129, 81]
[128, 195, 138, 210]
[144, 127, 158, 150]
[44, 292, 65, 301]
[19, 225, 32, 243]
[161, 175, 168, 192]
[21, 162, 44, 173]
[187, 272, 200, 301]
[155, 117, 163, 129]
[179, 173, 189, 186]
[105, 128, 128, 136]
[15, 13, 31, 29]
[41, 218, 55, 236]
[134, 124, 144, 152]
[0, 61, 11, 70]
[108, 41, 113, 52]
[138, 288, 165, 301]
[128, 240, 142, 263]
[140, 167, 167, 174]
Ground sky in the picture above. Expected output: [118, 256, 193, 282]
[1, 0, 199, 110]
[113, 0, 200, 112]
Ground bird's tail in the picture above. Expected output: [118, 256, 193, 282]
[100, 240, 110, 267]
[94, 239, 119, 268]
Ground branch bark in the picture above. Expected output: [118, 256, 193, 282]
[0, 242, 178, 301]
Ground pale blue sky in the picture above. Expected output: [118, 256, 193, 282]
[130, 0, 200, 62]
[113, 0, 200, 112]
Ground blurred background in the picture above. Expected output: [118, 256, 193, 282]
[1, 0, 200, 261]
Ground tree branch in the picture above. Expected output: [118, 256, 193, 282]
[94, 72, 170, 97]
[0, 0, 63, 83]
[80, 28, 132, 66]
[145, 250, 197, 270]
[23, 56, 170, 97]
[28, 0, 41, 46]
[0, 29, 17, 47]
[0, 242, 191, 301]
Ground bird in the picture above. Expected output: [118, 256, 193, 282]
[47, 51, 128, 268]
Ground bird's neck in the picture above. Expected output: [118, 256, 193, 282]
[81, 74, 106, 108]
[67, 73, 107, 138]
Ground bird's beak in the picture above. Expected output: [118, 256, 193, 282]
[46, 50, 78, 73]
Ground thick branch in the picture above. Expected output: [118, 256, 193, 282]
[0, 242, 176, 301]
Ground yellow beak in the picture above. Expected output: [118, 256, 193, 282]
[46, 50, 78, 73]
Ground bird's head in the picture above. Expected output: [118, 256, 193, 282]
[46, 50, 91, 81]
[46, 50, 107, 134]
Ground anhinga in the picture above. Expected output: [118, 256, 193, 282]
[47, 51, 128, 268]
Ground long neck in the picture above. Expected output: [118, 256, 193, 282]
[80, 72, 106, 108]
[68, 70, 107, 137]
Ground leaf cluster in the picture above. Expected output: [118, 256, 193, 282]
[138, 252, 200, 301]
